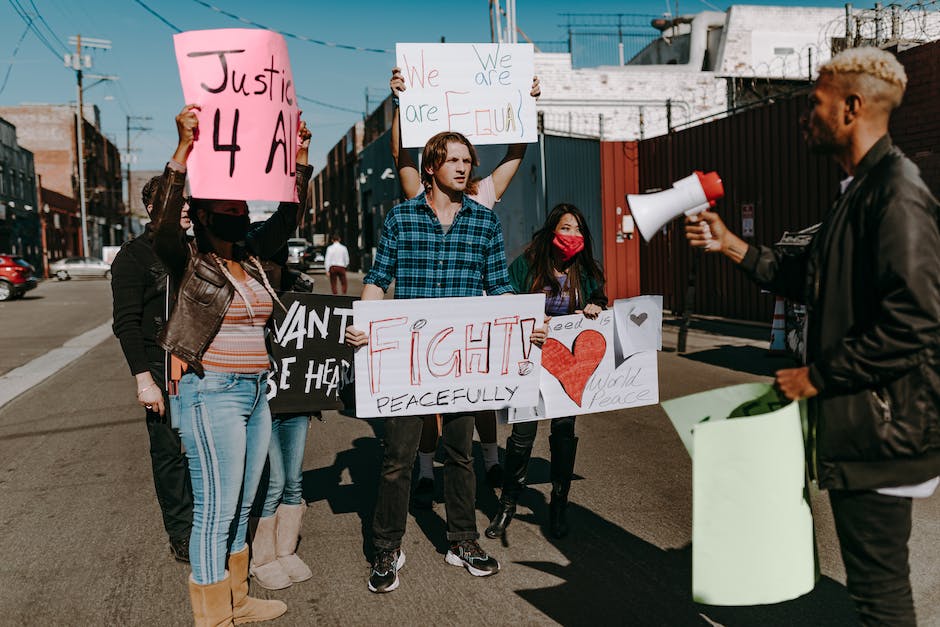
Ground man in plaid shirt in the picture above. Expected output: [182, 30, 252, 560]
[347, 131, 511, 593]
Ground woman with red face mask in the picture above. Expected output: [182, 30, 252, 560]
[485, 203, 607, 541]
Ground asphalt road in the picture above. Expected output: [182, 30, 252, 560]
[0, 277, 937, 626]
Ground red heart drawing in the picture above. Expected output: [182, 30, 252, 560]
[541, 329, 607, 406]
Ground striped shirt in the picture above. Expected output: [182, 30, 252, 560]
[364, 192, 512, 299]
[202, 274, 273, 373]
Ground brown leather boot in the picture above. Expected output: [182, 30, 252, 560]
[275, 504, 313, 583]
[228, 546, 287, 624]
[188, 572, 234, 627]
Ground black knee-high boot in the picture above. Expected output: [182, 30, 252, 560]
[484, 438, 533, 538]
[549, 435, 578, 539]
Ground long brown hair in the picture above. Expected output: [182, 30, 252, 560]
[523, 203, 604, 313]
[420, 131, 480, 196]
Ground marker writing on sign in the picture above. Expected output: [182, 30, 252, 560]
[186, 49, 297, 177]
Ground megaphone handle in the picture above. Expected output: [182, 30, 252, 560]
[684, 202, 711, 217]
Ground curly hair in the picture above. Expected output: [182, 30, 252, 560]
[819, 47, 907, 109]
[141, 175, 162, 211]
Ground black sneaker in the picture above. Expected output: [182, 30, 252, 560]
[169, 536, 190, 563]
[485, 463, 503, 488]
[368, 549, 405, 593]
[413, 477, 434, 509]
[445, 540, 500, 577]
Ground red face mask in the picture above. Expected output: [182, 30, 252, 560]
[552, 232, 585, 262]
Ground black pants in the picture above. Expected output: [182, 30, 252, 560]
[828, 489, 916, 627]
[509, 415, 576, 449]
[146, 410, 193, 542]
[372, 413, 478, 550]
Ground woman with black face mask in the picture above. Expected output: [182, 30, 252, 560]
[150, 105, 313, 626]
[484, 203, 607, 542]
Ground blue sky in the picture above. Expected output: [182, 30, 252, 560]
[0, 0, 847, 172]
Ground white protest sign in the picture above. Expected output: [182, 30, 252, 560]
[614, 295, 663, 359]
[395, 42, 537, 148]
[512, 310, 659, 421]
[353, 294, 545, 418]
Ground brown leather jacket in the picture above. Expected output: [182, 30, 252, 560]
[150, 162, 313, 376]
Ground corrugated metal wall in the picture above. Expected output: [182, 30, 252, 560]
[638, 94, 843, 322]
[543, 134, 603, 263]
[600, 141, 641, 301]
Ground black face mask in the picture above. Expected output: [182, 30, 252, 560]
[206, 212, 249, 243]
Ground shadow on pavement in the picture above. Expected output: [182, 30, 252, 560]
[680, 345, 798, 378]
[303, 422, 384, 561]
[510, 492, 857, 626]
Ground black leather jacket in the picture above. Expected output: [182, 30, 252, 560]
[110, 227, 175, 388]
[151, 162, 312, 376]
[740, 135, 940, 490]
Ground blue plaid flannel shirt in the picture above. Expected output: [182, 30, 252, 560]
[364, 192, 512, 298]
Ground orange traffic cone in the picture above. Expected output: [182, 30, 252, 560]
[769, 297, 786, 354]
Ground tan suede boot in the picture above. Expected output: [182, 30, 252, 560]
[248, 516, 292, 590]
[188, 571, 234, 627]
[228, 546, 287, 624]
[275, 504, 313, 583]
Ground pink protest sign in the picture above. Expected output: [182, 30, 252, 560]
[174, 29, 300, 202]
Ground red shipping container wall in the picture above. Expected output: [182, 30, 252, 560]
[600, 141, 641, 302]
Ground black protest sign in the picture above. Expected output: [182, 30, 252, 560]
[265, 293, 356, 414]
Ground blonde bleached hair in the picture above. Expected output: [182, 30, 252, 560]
[818, 47, 907, 109]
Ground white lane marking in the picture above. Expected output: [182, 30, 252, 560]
[0, 320, 113, 409]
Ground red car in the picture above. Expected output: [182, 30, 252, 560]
[0, 254, 38, 301]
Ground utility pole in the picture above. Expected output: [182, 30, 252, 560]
[65, 35, 113, 258]
[126, 114, 152, 228]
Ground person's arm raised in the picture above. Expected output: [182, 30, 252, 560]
[389, 67, 422, 199]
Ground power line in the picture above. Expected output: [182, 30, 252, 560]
[0, 24, 31, 95]
[130, 0, 367, 117]
[131, 0, 182, 33]
[297, 95, 362, 115]
[6, 0, 65, 60]
[189, 0, 392, 54]
[25, 0, 69, 52]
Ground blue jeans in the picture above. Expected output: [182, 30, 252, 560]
[258, 415, 309, 517]
[175, 371, 272, 584]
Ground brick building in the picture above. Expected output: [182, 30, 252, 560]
[0, 104, 124, 260]
[0, 117, 40, 268]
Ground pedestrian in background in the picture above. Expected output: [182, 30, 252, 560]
[152, 104, 312, 626]
[324, 233, 349, 295]
[485, 203, 607, 541]
[686, 47, 940, 626]
[110, 175, 193, 563]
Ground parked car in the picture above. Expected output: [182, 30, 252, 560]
[286, 238, 311, 269]
[49, 256, 112, 280]
[0, 254, 38, 301]
[304, 246, 326, 274]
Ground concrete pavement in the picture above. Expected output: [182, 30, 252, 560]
[0, 277, 936, 626]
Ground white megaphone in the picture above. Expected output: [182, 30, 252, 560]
[627, 171, 724, 241]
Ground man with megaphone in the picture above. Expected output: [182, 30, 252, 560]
[686, 47, 940, 627]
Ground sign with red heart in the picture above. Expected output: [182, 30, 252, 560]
[541, 330, 606, 405]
